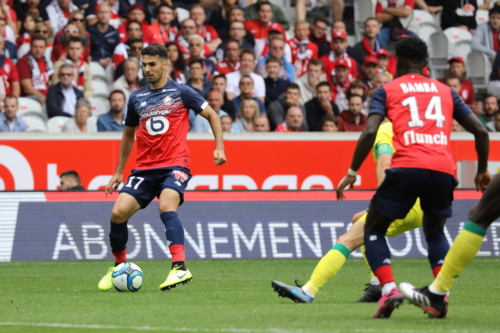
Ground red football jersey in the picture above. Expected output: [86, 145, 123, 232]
[196, 25, 219, 42]
[0, 57, 19, 95]
[321, 52, 357, 89]
[438, 77, 476, 104]
[216, 60, 240, 75]
[287, 38, 318, 78]
[369, 74, 472, 176]
[244, 20, 273, 40]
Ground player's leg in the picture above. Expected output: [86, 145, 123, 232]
[98, 193, 141, 290]
[272, 212, 366, 303]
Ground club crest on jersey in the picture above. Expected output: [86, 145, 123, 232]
[172, 170, 188, 182]
[163, 96, 173, 104]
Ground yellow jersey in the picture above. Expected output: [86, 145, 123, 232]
[371, 121, 395, 163]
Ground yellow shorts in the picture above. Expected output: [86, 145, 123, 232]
[358, 199, 423, 237]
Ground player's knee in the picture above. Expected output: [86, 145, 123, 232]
[337, 233, 362, 251]
[111, 207, 128, 224]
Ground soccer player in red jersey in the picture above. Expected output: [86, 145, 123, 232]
[98, 44, 227, 292]
[336, 36, 490, 318]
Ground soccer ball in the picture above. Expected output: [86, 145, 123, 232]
[112, 262, 144, 292]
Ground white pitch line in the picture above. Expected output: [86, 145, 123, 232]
[0, 323, 318, 333]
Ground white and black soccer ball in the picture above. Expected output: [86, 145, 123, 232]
[112, 262, 144, 292]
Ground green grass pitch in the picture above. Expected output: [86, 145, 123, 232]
[1, 258, 499, 333]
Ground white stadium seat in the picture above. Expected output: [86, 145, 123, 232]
[90, 62, 111, 84]
[354, 0, 376, 42]
[476, 10, 489, 25]
[177, 7, 189, 22]
[22, 115, 47, 132]
[18, 97, 43, 114]
[47, 116, 70, 133]
[428, 31, 449, 78]
[88, 98, 110, 117]
[443, 27, 473, 60]
[92, 80, 111, 99]
[412, 9, 440, 45]
[467, 51, 491, 92]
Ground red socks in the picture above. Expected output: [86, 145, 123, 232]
[112, 248, 127, 264]
[169, 244, 185, 262]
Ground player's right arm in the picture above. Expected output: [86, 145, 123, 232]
[451, 90, 491, 192]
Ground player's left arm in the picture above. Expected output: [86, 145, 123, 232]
[336, 88, 386, 200]
[199, 105, 227, 166]
[452, 90, 491, 192]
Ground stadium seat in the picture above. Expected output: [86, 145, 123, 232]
[18, 97, 43, 114]
[354, 0, 376, 42]
[467, 51, 491, 92]
[443, 27, 473, 60]
[90, 62, 111, 84]
[476, 9, 489, 25]
[22, 115, 47, 132]
[412, 10, 440, 45]
[92, 80, 111, 99]
[428, 31, 449, 78]
[47, 116, 70, 133]
[177, 7, 189, 22]
[88, 98, 110, 117]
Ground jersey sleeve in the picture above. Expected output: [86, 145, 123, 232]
[368, 87, 387, 117]
[124, 96, 140, 127]
[180, 84, 209, 114]
[451, 89, 473, 123]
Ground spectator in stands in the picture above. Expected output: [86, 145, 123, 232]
[487, 111, 500, 132]
[326, 20, 354, 56]
[226, 48, 266, 102]
[114, 38, 143, 81]
[51, 23, 83, 63]
[256, 38, 294, 81]
[452, 119, 464, 132]
[346, 79, 369, 115]
[113, 57, 144, 99]
[62, 97, 97, 132]
[186, 59, 212, 99]
[218, 6, 256, 47]
[190, 5, 221, 52]
[254, 23, 290, 63]
[232, 75, 266, 115]
[207, 0, 238, 39]
[253, 114, 270, 132]
[192, 90, 240, 132]
[287, 21, 318, 80]
[375, 0, 417, 47]
[216, 39, 241, 75]
[59, 170, 84, 191]
[16, 13, 37, 54]
[46, 0, 79, 37]
[440, 0, 478, 32]
[244, 2, 283, 42]
[1, 19, 17, 60]
[357, 55, 378, 90]
[275, 106, 304, 132]
[322, 115, 338, 132]
[235, 98, 260, 132]
[337, 94, 367, 132]
[216, 22, 252, 63]
[53, 37, 93, 98]
[87, 2, 120, 70]
[488, 44, 500, 97]
[117, 4, 158, 45]
[471, 6, 500, 61]
[306, 81, 340, 132]
[86, 0, 121, 28]
[264, 56, 289, 107]
[0, 37, 19, 100]
[438, 57, 476, 106]
[331, 58, 352, 110]
[114, 20, 143, 67]
[477, 94, 498, 128]
[296, 59, 326, 105]
[309, 16, 329, 53]
[415, 0, 443, 14]
[176, 18, 213, 59]
[375, 48, 394, 78]
[166, 42, 188, 84]
[445, 76, 462, 95]
[0, 16, 14, 45]
[15, 0, 53, 36]
[372, 72, 391, 90]
[321, 31, 358, 88]
[149, 3, 177, 45]
[66, 10, 90, 57]
[0, 95, 27, 132]
[244, 0, 289, 31]
[188, 35, 217, 80]
[97, 89, 126, 132]
[268, 83, 308, 131]
[46, 63, 84, 117]
[17, 36, 53, 105]
[221, 114, 237, 133]
[212, 74, 237, 120]
[349, 18, 381, 69]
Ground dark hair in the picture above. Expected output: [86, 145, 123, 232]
[189, 58, 204, 68]
[164, 42, 186, 71]
[189, 4, 204, 12]
[309, 59, 324, 70]
[346, 80, 367, 101]
[239, 74, 254, 83]
[60, 170, 81, 184]
[19, 13, 38, 36]
[229, 6, 244, 16]
[286, 83, 300, 92]
[265, 56, 281, 66]
[4, 94, 17, 105]
[66, 36, 83, 47]
[31, 34, 46, 45]
[156, 3, 175, 17]
[313, 15, 329, 26]
[364, 17, 378, 26]
[316, 81, 331, 91]
[348, 93, 364, 102]
[240, 48, 256, 60]
[483, 93, 498, 104]
[127, 19, 142, 31]
[129, 38, 143, 45]
[489, 5, 500, 16]
[141, 43, 168, 59]
[225, 38, 240, 48]
[257, 1, 272, 12]
[322, 114, 338, 126]
[109, 89, 126, 101]
[213, 74, 227, 82]
[395, 36, 428, 66]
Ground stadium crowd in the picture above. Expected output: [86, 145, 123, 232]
[1, 0, 500, 133]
